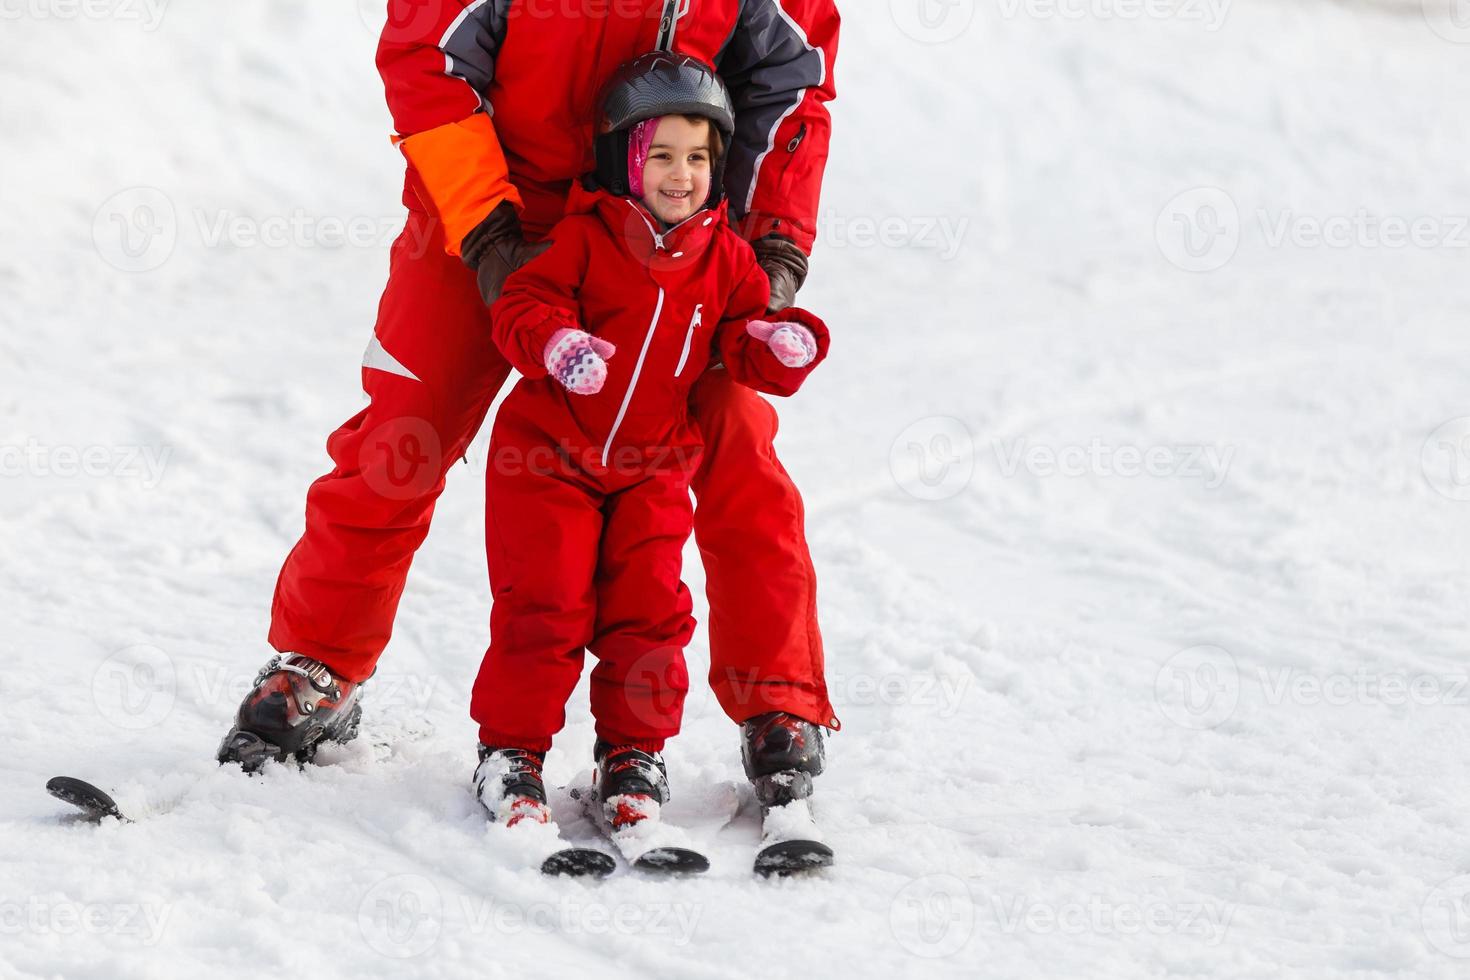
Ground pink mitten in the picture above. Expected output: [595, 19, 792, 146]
[544, 328, 617, 395]
[746, 319, 817, 368]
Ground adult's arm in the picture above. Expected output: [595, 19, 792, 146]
[718, 0, 841, 257]
[376, 0, 519, 258]
[488, 221, 591, 379]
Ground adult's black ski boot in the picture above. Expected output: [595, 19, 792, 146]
[741, 711, 826, 807]
[216, 654, 364, 773]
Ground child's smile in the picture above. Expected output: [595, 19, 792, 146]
[640, 115, 714, 225]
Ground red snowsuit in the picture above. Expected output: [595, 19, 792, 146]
[269, 1, 843, 729]
[471, 183, 829, 750]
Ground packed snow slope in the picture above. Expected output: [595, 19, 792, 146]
[5, 1, 1470, 977]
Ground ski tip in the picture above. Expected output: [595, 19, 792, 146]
[634, 847, 710, 875]
[46, 776, 129, 823]
[541, 848, 616, 878]
[754, 839, 834, 877]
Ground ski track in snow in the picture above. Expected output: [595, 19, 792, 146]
[4, 2, 1470, 977]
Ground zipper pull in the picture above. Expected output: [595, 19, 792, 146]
[787, 122, 807, 153]
[691, 305, 702, 329]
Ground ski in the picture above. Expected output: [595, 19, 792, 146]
[539, 845, 617, 878]
[754, 797, 833, 876]
[569, 780, 738, 874]
[46, 776, 131, 823]
[474, 748, 617, 878]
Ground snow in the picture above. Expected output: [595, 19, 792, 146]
[4, 0, 1470, 977]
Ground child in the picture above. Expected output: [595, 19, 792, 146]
[468, 52, 830, 836]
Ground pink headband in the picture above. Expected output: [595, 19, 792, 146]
[627, 116, 662, 198]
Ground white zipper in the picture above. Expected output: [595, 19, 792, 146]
[601, 287, 666, 467]
[625, 200, 703, 252]
[674, 304, 701, 377]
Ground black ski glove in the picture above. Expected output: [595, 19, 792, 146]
[460, 200, 551, 308]
[751, 234, 810, 314]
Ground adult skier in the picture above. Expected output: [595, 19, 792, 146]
[218, 0, 841, 822]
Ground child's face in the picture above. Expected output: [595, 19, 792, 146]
[640, 115, 713, 225]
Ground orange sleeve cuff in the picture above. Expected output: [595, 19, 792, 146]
[396, 113, 522, 257]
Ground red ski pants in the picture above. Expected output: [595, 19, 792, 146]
[268, 209, 838, 729]
[470, 401, 699, 751]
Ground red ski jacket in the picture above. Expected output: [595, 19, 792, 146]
[377, 0, 839, 256]
[489, 181, 830, 473]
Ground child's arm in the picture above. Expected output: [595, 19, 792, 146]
[713, 258, 830, 397]
[490, 221, 616, 395]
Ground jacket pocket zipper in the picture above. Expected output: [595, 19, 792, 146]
[674, 304, 702, 378]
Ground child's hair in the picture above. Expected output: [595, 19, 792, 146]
[676, 114, 724, 163]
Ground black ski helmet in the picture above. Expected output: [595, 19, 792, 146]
[592, 52, 736, 202]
